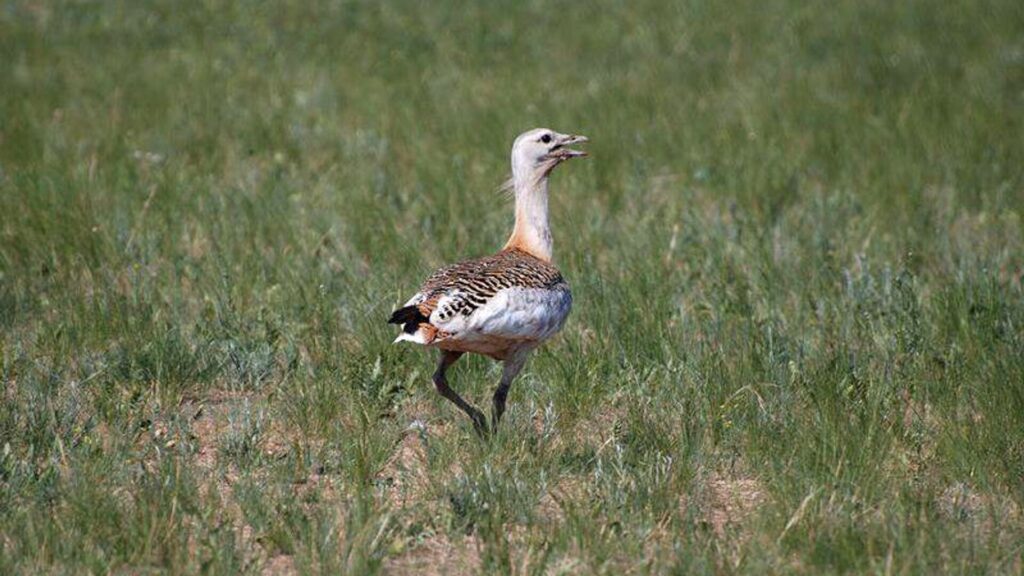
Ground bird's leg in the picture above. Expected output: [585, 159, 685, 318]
[433, 350, 488, 436]
[492, 350, 529, 432]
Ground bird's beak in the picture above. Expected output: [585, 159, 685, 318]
[547, 133, 589, 160]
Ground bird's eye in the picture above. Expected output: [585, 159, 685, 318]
[540, 134, 552, 144]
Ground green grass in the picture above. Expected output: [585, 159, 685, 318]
[2, 0, 1023, 573]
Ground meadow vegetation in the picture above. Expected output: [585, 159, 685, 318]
[1, 0, 1023, 573]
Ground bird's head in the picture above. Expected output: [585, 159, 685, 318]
[511, 128, 588, 182]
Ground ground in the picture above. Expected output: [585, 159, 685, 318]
[1, 0, 1023, 573]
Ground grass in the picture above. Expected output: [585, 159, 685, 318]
[1, 0, 1023, 573]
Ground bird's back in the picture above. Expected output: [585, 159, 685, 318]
[389, 248, 572, 358]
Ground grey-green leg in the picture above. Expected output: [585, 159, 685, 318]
[492, 351, 529, 432]
[433, 350, 488, 435]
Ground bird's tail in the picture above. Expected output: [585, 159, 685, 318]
[388, 305, 436, 344]
[388, 305, 428, 333]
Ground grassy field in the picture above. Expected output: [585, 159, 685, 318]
[2, 0, 1023, 573]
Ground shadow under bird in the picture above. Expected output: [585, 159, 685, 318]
[388, 128, 588, 435]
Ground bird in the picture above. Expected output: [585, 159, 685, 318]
[388, 128, 588, 435]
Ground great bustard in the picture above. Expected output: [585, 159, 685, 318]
[389, 128, 588, 435]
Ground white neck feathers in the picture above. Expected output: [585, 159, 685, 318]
[503, 168, 553, 262]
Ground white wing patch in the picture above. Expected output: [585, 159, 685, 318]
[433, 287, 571, 343]
[430, 290, 467, 324]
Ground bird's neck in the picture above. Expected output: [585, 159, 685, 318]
[503, 174, 553, 262]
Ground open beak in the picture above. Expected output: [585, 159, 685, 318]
[547, 133, 589, 160]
